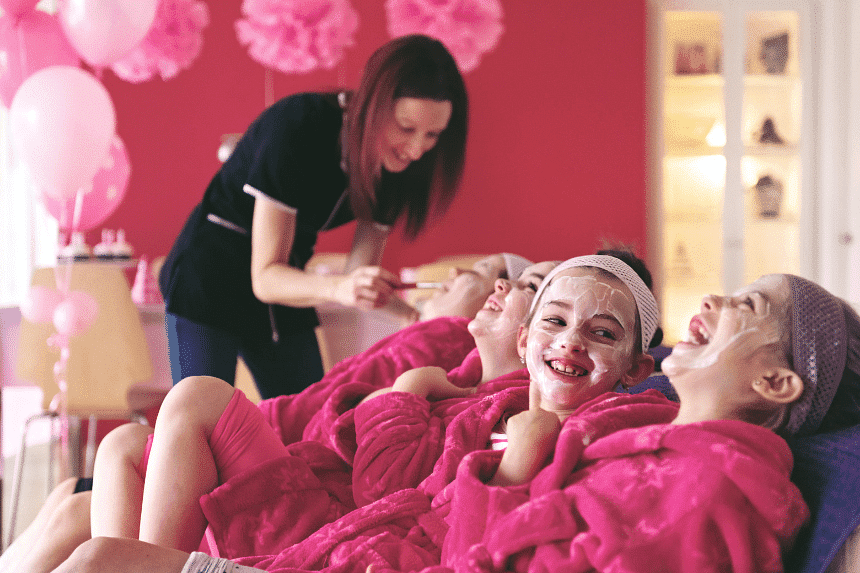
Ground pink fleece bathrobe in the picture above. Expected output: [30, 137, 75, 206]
[438, 401, 809, 572]
[196, 316, 478, 558]
[228, 390, 808, 573]
[257, 316, 477, 447]
[350, 359, 530, 506]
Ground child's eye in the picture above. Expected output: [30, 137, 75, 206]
[525, 280, 539, 292]
[594, 328, 618, 341]
[542, 316, 565, 327]
[741, 297, 755, 310]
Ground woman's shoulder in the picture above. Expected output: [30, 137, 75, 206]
[244, 92, 342, 151]
[266, 92, 342, 121]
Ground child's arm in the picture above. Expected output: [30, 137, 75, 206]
[360, 366, 475, 404]
[488, 407, 560, 486]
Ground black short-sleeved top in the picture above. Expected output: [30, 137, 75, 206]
[159, 93, 355, 342]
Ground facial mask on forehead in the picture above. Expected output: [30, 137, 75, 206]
[537, 275, 636, 337]
[528, 255, 659, 352]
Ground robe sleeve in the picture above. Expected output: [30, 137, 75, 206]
[352, 392, 448, 507]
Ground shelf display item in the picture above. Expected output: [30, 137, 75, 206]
[756, 117, 786, 145]
[753, 174, 784, 219]
[759, 31, 789, 74]
[668, 242, 695, 280]
[674, 42, 709, 74]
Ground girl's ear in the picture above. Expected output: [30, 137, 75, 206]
[516, 324, 529, 363]
[751, 368, 804, 404]
[619, 353, 655, 389]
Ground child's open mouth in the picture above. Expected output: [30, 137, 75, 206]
[684, 315, 711, 346]
[548, 359, 588, 377]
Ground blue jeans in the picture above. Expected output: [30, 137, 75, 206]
[165, 312, 324, 400]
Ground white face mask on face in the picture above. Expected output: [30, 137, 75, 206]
[662, 274, 787, 378]
[468, 261, 557, 345]
[522, 270, 637, 418]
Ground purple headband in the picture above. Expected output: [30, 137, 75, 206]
[784, 275, 849, 436]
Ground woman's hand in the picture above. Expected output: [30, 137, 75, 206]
[332, 266, 401, 310]
[391, 366, 476, 400]
[489, 408, 560, 486]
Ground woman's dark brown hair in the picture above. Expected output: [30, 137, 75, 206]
[343, 34, 468, 239]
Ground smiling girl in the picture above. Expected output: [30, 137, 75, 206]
[352, 255, 658, 501]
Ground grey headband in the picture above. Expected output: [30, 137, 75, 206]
[529, 255, 659, 352]
[784, 275, 848, 436]
[502, 253, 532, 282]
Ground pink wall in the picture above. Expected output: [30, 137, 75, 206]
[95, 1, 648, 271]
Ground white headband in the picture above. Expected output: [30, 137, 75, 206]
[502, 253, 532, 281]
[528, 255, 659, 352]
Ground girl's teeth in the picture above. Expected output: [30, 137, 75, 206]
[549, 360, 586, 376]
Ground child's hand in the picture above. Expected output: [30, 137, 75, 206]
[489, 408, 560, 486]
[392, 366, 476, 400]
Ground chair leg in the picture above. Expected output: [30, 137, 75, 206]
[6, 412, 55, 549]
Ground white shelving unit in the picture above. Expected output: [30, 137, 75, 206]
[647, 0, 857, 343]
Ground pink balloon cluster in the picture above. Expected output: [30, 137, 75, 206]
[110, 0, 210, 83]
[385, 0, 505, 73]
[21, 285, 99, 337]
[235, 0, 359, 74]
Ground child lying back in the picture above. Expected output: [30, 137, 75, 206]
[437, 273, 860, 573]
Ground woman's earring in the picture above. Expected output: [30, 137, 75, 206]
[519, 355, 525, 364]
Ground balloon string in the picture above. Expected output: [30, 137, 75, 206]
[51, 356, 71, 482]
[72, 186, 84, 233]
[53, 263, 71, 294]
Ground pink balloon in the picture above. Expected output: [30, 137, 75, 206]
[43, 135, 131, 231]
[58, 0, 159, 68]
[20, 285, 63, 323]
[53, 290, 99, 336]
[0, 0, 39, 18]
[0, 10, 80, 107]
[9, 65, 115, 200]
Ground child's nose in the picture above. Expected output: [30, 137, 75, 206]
[494, 279, 512, 293]
[558, 327, 586, 351]
[701, 294, 721, 312]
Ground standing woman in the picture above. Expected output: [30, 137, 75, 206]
[159, 34, 468, 399]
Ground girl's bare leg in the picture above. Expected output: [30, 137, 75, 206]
[50, 537, 189, 573]
[90, 422, 154, 538]
[16, 490, 93, 573]
[137, 376, 235, 552]
[0, 477, 82, 573]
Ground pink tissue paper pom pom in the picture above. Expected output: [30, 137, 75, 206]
[385, 0, 504, 73]
[111, 0, 210, 83]
[235, 0, 359, 74]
